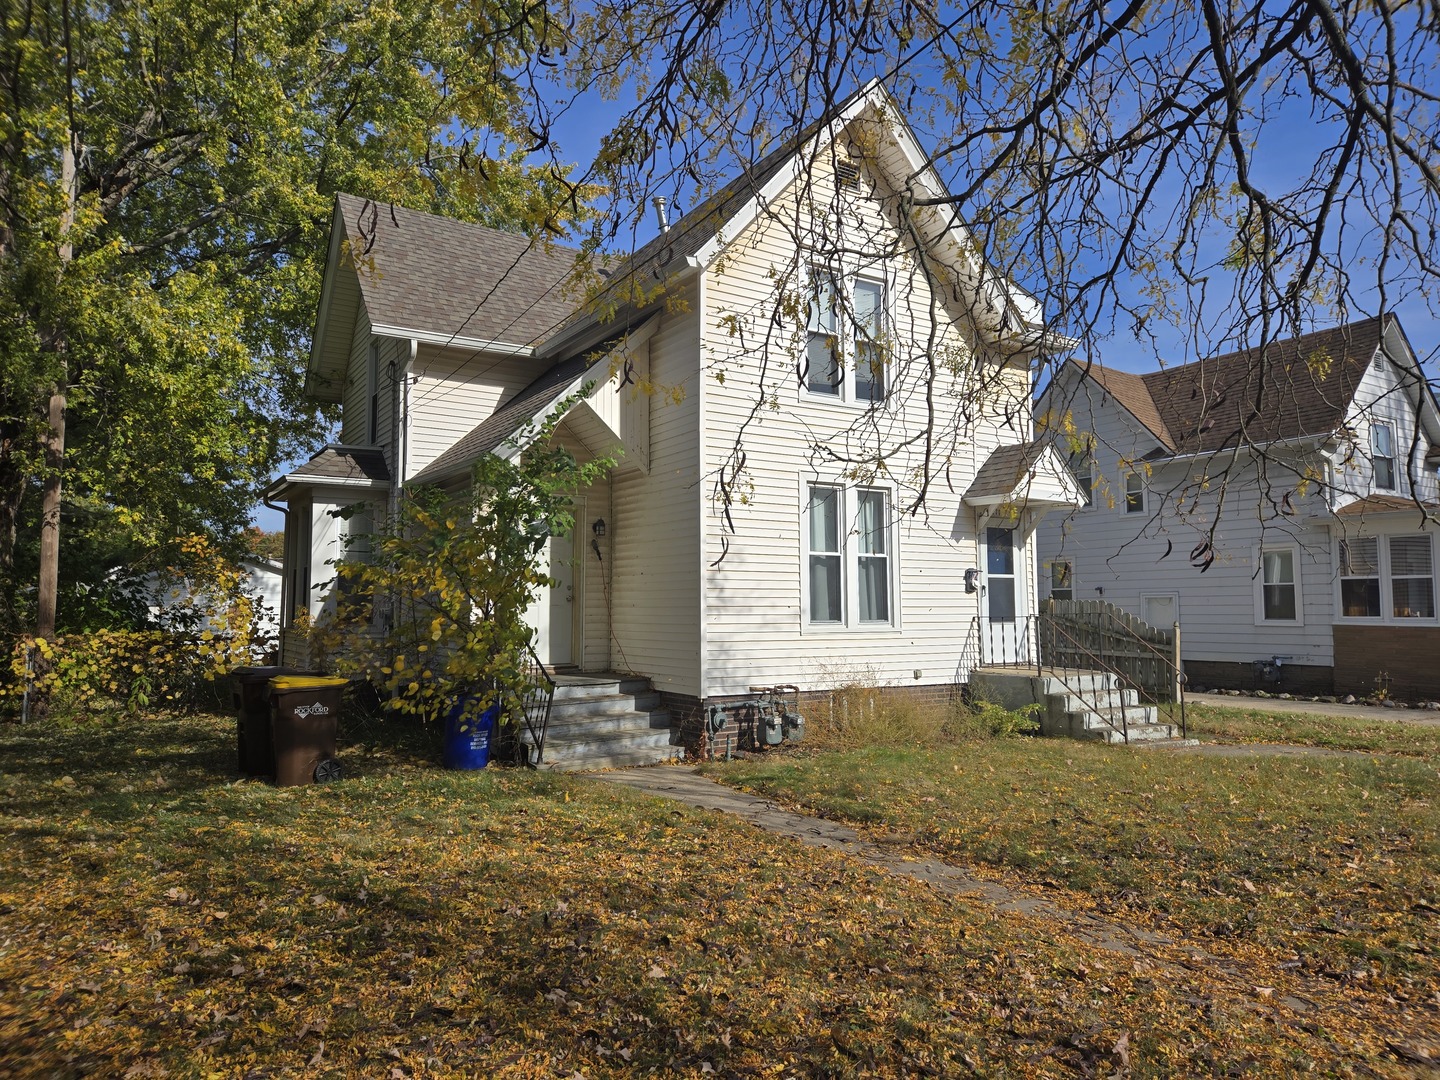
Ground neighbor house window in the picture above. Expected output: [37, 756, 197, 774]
[805, 483, 895, 627]
[1049, 559, 1074, 601]
[1372, 422, 1396, 490]
[1067, 447, 1094, 507]
[1389, 535, 1434, 618]
[1125, 472, 1145, 513]
[802, 263, 887, 404]
[1260, 547, 1298, 621]
[1339, 537, 1381, 617]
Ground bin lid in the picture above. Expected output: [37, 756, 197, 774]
[269, 675, 349, 691]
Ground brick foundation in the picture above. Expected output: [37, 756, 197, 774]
[1332, 625, 1440, 700]
[1182, 660, 1334, 697]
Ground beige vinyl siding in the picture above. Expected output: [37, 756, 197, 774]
[610, 301, 703, 696]
[698, 150, 1031, 696]
[405, 344, 547, 477]
[1037, 368, 1336, 668]
[548, 428, 614, 673]
[339, 311, 373, 446]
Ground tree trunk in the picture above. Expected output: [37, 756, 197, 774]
[37, 134, 76, 639]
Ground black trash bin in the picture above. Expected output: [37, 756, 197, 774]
[231, 666, 311, 776]
[268, 675, 348, 787]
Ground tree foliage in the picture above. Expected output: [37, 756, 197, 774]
[0, 0, 588, 633]
[311, 418, 612, 728]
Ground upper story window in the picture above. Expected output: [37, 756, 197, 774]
[803, 263, 887, 405]
[1067, 444, 1094, 507]
[1371, 422, 1396, 490]
[1124, 472, 1145, 513]
[367, 341, 381, 445]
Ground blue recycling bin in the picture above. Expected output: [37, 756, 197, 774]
[443, 697, 499, 770]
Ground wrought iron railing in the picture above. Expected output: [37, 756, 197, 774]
[511, 641, 556, 767]
[963, 603, 1187, 740]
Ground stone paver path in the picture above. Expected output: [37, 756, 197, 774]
[597, 766, 1200, 963]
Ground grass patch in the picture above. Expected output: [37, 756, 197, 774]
[706, 737, 1440, 1020]
[3, 711, 1434, 1075]
[1188, 701, 1440, 760]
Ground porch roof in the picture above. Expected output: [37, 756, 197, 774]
[963, 442, 1085, 512]
[265, 444, 391, 500]
[1333, 494, 1440, 519]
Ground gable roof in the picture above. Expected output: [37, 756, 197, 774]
[963, 442, 1086, 510]
[1064, 316, 1394, 456]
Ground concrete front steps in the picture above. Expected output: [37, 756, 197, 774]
[539, 674, 682, 771]
[968, 667, 1197, 746]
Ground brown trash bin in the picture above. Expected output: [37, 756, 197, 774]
[268, 675, 348, 787]
[230, 666, 312, 776]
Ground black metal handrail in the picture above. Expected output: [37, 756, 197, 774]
[513, 642, 555, 767]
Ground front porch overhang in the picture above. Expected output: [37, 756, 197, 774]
[963, 442, 1085, 530]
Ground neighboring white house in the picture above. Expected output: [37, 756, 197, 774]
[267, 80, 1083, 743]
[130, 557, 283, 649]
[1036, 316, 1440, 699]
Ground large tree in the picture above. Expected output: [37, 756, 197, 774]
[0, 0, 582, 634]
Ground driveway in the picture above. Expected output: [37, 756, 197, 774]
[1187, 691, 1440, 727]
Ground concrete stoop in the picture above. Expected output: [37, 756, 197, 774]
[539, 674, 682, 771]
[968, 667, 1191, 746]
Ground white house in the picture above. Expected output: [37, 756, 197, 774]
[1036, 316, 1440, 699]
[267, 81, 1083, 756]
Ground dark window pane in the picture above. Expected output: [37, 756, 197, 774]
[810, 555, 842, 622]
[986, 528, 1014, 574]
[1263, 584, 1296, 621]
[1393, 578, 1435, 618]
[1341, 578, 1381, 617]
[858, 557, 889, 621]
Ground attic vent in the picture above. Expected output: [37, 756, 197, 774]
[835, 160, 860, 188]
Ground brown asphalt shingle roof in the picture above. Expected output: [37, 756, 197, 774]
[1335, 494, 1440, 516]
[335, 194, 586, 348]
[1067, 316, 1391, 456]
[963, 443, 1047, 501]
[285, 445, 391, 484]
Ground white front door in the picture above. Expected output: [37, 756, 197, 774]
[983, 526, 1028, 665]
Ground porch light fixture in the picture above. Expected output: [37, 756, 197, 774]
[592, 518, 607, 539]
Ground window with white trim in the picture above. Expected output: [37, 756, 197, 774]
[1339, 537, 1381, 617]
[1125, 472, 1144, 513]
[1067, 445, 1094, 507]
[802, 263, 888, 404]
[1259, 547, 1298, 621]
[1049, 559, 1074, 601]
[367, 341, 381, 444]
[1372, 422, 1396, 491]
[804, 483, 895, 627]
[1389, 535, 1434, 618]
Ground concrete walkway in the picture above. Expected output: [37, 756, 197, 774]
[1187, 691, 1440, 726]
[595, 765, 1216, 966]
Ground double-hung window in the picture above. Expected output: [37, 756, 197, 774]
[1389, 536, 1435, 618]
[805, 483, 893, 627]
[1124, 473, 1144, 513]
[1067, 446, 1094, 507]
[1339, 537, 1381, 617]
[1259, 547, 1298, 621]
[1372, 422, 1396, 491]
[803, 263, 887, 404]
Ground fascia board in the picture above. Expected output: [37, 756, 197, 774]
[304, 202, 351, 403]
[369, 324, 536, 357]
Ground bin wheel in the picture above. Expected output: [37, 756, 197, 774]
[314, 758, 343, 783]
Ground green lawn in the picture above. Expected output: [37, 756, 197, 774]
[704, 732, 1440, 1062]
[1, 711, 1436, 1076]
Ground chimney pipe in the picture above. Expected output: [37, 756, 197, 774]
[652, 196, 670, 234]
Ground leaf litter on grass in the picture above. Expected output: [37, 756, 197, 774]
[0, 712, 1435, 1077]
